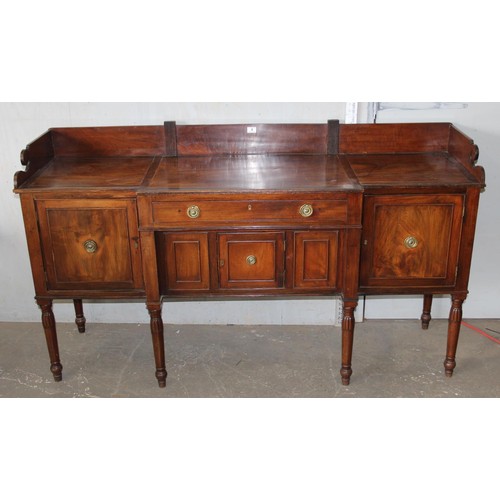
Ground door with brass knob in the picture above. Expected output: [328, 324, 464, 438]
[218, 232, 285, 289]
[359, 194, 464, 288]
[36, 199, 143, 290]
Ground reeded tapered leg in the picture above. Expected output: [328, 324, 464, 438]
[444, 293, 466, 377]
[73, 299, 86, 333]
[421, 294, 433, 330]
[37, 299, 63, 382]
[147, 303, 167, 388]
[340, 299, 358, 386]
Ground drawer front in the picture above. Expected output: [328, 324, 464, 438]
[219, 232, 285, 289]
[36, 199, 143, 291]
[150, 199, 347, 226]
[360, 194, 464, 288]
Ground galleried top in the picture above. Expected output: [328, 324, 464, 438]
[14, 121, 485, 193]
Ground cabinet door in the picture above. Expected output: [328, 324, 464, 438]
[37, 199, 143, 291]
[360, 194, 464, 288]
[219, 232, 285, 289]
[294, 231, 339, 289]
[158, 232, 210, 292]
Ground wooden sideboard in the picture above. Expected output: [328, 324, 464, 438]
[14, 121, 485, 388]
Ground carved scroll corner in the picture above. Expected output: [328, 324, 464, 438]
[469, 143, 479, 164]
[469, 143, 486, 190]
[13, 167, 29, 190]
[14, 147, 32, 190]
[477, 165, 486, 192]
[13, 165, 30, 190]
[20, 147, 28, 166]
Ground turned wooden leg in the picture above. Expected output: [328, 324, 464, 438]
[340, 299, 358, 386]
[36, 299, 63, 382]
[444, 293, 466, 377]
[147, 303, 167, 388]
[421, 294, 433, 330]
[73, 299, 86, 333]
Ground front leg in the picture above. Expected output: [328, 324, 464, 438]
[36, 298, 63, 381]
[340, 299, 358, 386]
[147, 303, 167, 388]
[444, 293, 467, 377]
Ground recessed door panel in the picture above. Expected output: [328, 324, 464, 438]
[162, 233, 210, 291]
[294, 231, 339, 289]
[219, 233, 284, 289]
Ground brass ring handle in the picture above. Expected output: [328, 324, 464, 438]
[404, 236, 419, 249]
[83, 239, 98, 253]
[187, 205, 201, 219]
[246, 255, 257, 266]
[299, 204, 314, 218]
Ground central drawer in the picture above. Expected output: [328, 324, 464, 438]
[148, 199, 348, 227]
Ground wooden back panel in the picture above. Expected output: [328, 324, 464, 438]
[339, 123, 451, 154]
[176, 123, 329, 156]
[51, 126, 166, 157]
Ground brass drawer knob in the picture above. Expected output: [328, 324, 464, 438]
[299, 204, 314, 218]
[404, 236, 419, 249]
[187, 205, 201, 219]
[246, 255, 257, 266]
[83, 239, 98, 253]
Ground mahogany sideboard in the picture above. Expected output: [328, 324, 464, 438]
[13, 121, 485, 388]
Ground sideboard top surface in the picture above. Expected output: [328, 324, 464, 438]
[346, 153, 478, 188]
[22, 157, 156, 190]
[146, 154, 359, 193]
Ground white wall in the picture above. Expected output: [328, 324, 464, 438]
[364, 102, 500, 320]
[0, 102, 347, 325]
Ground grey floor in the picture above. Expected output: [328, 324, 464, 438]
[1, 319, 499, 397]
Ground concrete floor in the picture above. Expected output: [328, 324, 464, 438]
[0, 319, 499, 397]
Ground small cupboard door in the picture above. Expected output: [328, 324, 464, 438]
[294, 231, 339, 289]
[219, 232, 285, 289]
[360, 194, 464, 288]
[36, 199, 143, 291]
[159, 232, 210, 291]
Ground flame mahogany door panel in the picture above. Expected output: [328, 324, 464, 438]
[36, 199, 143, 291]
[360, 194, 464, 289]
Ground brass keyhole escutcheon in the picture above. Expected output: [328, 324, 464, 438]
[187, 205, 201, 219]
[404, 236, 419, 249]
[83, 239, 98, 253]
[299, 204, 314, 218]
[246, 255, 257, 266]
